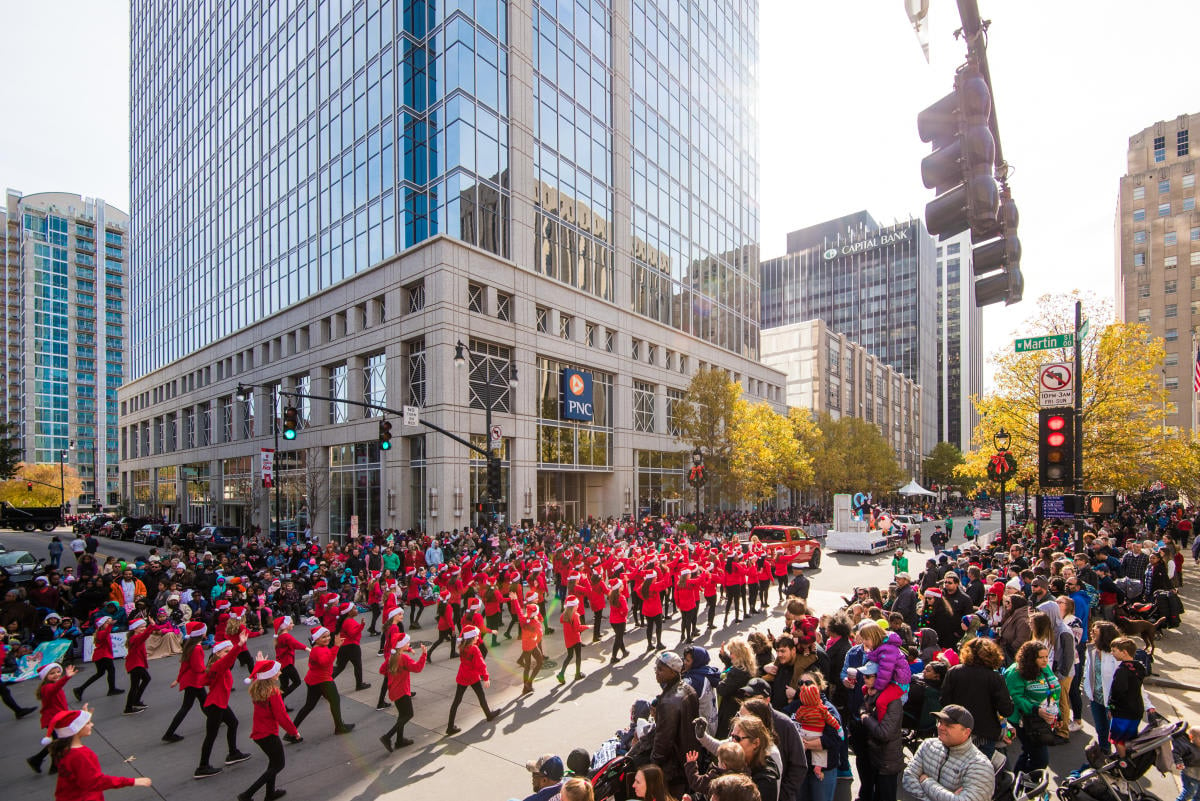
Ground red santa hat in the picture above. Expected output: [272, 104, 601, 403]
[94, 616, 113, 629]
[392, 634, 411, 651]
[607, 579, 623, 592]
[313, 579, 328, 590]
[563, 595, 580, 609]
[386, 607, 404, 621]
[229, 606, 246, 619]
[339, 602, 356, 616]
[438, 591, 451, 603]
[567, 571, 581, 583]
[924, 587, 943, 599]
[322, 592, 340, 605]
[244, 659, 283, 685]
[212, 639, 234, 654]
[526, 601, 540, 615]
[467, 597, 483, 611]
[41, 709, 92, 746]
[215, 600, 231, 612]
[528, 564, 542, 573]
[37, 662, 63, 680]
[185, 621, 207, 639]
[459, 625, 480, 642]
[405, 568, 417, 577]
[128, 618, 147, 632]
[309, 626, 330, 644]
[273, 616, 292, 634]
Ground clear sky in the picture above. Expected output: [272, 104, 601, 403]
[4, 0, 1200, 373]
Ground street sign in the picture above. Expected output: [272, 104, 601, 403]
[1015, 333, 1073, 353]
[1079, 318, 1090, 341]
[489, 424, 503, 450]
[1038, 494, 1076, 519]
[260, 448, 275, 488]
[986, 451, 1017, 482]
[402, 405, 419, 427]
[1038, 362, 1074, 408]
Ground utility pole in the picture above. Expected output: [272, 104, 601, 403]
[1073, 300, 1084, 551]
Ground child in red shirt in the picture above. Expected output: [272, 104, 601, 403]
[272, 616, 306, 701]
[380, 634, 427, 751]
[330, 603, 370, 691]
[291, 627, 354, 735]
[427, 593, 457, 661]
[239, 658, 300, 801]
[556, 595, 589, 684]
[516, 596, 545, 694]
[122, 618, 153, 714]
[162, 621, 208, 743]
[194, 630, 251, 779]
[46, 707, 152, 800]
[27, 662, 79, 774]
[445, 626, 495, 735]
[74, 617, 120, 701]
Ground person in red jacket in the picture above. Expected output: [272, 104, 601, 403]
[427, 593, 457, 661]
[638, 567, 668, 652]
[482, 579, 504, 648]
[74, 617, 121, 701]
[227, 607, 255, 673]
[272, 616, 306, 701]
[374, 606, 407, 710]
[516, 597, 544, 694]
[45, 707, 152, 800]
[366, 574, 383, 637]
[27, 662, 79, 773]
[700, 560, 720, 631]
[291, 627, 354, 735]
[238, 658, 300, 801]
[405, 568, 428, 629]
[122, 618, 153, 714]
[675, 567, 700, 647]
[460, 597, 492, 657]
[556, 595, 590, 684]
[445, 625, 496, 735]
[380, 634, 427, 751]
[330, 602, 371, 691]
[162, 621, 209, 743]
[586, 568, 607, 643]
[607, 580, 630, 663]
[194, 630, 251, 779]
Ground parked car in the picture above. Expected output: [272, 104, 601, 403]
[133, 524, 168, 546]
[169, 522, 202, 545]
[0, 550, 45, 583]
[115, 517, 153, 540]
[975, 507, 992, 520]
[195, 525, 242, 552]
[743, 525, 823, 568]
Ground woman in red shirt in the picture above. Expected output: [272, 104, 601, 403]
[556, 595, 589, 684]
[330, 602, 370, 691]
[194, 630, 251, 779]
[239, 658, 300, 801]
[380, 634, 427, 751]
[374, 607, 406, 711]
[46, 707, 152, 800]
[607, 580, 630, 664]
[162, 621, 209, 743]
[272, 616, 306, 702]
[445, 625, 496, 735]
[426, 593, 458, 661]
[74, 617, 120, 701]
[122, 618, 153, 715]
[291, 627, 354, 735]
[638, 568, 668, 652]
[516, 597, 544, 694]
[27, 662, 79, 773]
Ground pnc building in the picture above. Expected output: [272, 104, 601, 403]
[118, 0, 784, 539]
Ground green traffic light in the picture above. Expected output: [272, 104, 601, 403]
[380, 440, 391, 450]
[283, 429, 297, 440]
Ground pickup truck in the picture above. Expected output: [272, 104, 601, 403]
[744, 525, 823, 568]
[0, 503, 62, 532]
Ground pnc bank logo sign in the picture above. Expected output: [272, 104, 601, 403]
[560, 368, 594, 422]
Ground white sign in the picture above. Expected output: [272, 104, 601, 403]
[1038, 362, 1074, 408]
[349, 515, 359, 539]
[402, 405, 419, 427]
[489, 424, 503, 450]
[822, 228, 910, 259]
[83, 631, 128, 661]
[260, 448, 275, 488]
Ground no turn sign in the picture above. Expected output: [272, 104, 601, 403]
[1039, 362, 1074, 408]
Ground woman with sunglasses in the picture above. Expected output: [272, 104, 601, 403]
[796, 671, 843, 801]
[729, 714, 779, 801]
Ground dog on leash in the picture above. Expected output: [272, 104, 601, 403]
[1114, 614, 1165, 656]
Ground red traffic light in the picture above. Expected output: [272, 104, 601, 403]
[1046, 415, 1066, 431]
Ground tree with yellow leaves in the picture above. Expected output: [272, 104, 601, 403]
[729, 400, 813, 505]
[957, 293, 1171, 493]
[676, 367, 742, 506]
[0, 462, 84, 507]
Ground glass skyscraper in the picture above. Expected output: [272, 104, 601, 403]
[129, 0, 760, 378]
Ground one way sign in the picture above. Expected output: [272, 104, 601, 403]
[1038, 362, 1074, 408]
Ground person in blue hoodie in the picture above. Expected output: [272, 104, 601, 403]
[682, 645, 721, 720]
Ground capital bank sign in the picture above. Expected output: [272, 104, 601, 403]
[822, 228, 910, 260]
[560, 368, 594, 422]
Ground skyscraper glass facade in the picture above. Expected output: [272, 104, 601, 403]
[129, 0, 760, 378]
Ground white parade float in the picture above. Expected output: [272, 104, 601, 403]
[825, 493, 902, 554]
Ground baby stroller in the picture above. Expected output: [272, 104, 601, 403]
[1057, 717, 1186, 801]
[591, 755, 634, 801]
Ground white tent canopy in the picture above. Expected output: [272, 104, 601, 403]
[897, 479, 936, 496]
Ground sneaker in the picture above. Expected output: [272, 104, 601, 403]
[162, 733, 185, 744]
[375, 703, 390, 711]
[409, 623, 422, 630]
[238, 793, 254, 801]
[397, 737, 414, 748]
[380, 734, 394, 753]
[72, 688, 83, 702]
[123, 707, 145, 715]
[355, 683, 372, 691]
[193, 765, 223, 779]
[1069, 720, 1083, 732]
[283, 734, 303, 744]
[16, 706, 37, 719]
[27, 756, 43, 774]
[334, 724, 355, 735]
[225, 751, 252, 765]
[446, 725, 462, 736]
[556, 674, 566, 684]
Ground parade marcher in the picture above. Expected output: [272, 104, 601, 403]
[27, 662, 79, 774]
[272, 616, 306, 701]
[427, 592, 458, 661]
[639, 564, 668, 652]
[291, 627, 355, 735]
[122, 618, 153, 714]
[556, 595, 589, 684]
[330, 602, 371, 691]
[607, 580, 630, 663]
[518, 596, 546, 694]
[238, 658, 300, 801]
[163, 621, 209, 743]
[380, 634, 427, 751]
[74, 616, 121, 701]
[675, 566, 701, 646]
[375, 606, 406, 710]
[446, 625, 497, 735]
[194, 630, 252, 779]
[44, 707, 153, 800]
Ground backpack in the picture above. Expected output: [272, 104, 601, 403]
[695, 675, 719, 733]
[1081, 581, 1100, 611]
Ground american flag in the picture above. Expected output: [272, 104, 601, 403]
[1194, 344, 1200, 393]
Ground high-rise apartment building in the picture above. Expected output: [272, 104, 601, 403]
[120, 0, 783, 538]
[760, 211, 939, 459]
[934, 232, 982, 452]
[2, 190, 127, 509]
[1115, 113, 1199, 431]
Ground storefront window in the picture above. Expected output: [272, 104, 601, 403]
[535, 356, 613, 469]
[328, 443, 381, 542]
[635, 450, 686, 517]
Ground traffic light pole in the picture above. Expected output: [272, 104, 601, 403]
[273, 385, 281, 543]
[1073, 300, 1084, 551]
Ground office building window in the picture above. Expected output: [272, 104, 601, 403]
[1165, 352, 1180, 367]
[1193, 251, 1200, 266]
[1166, 376, 1180, 391]
[585, 323, 596, 347]
[1193, 226, 1200, 240]
[1160, 179, 1171, 194]
[605, 331, 615, 353]
[468, 283, 484, 314]
[1137, 309, 1151, 324]
[495, 293, 511, 321]
[679, 355, 688, 374]
[1133, 209, 1145, 222]
[666, 388, 685, 436]
[1185, 198, 1195, 212]
[330, 364, 348, 424]
[1138, 284, 1151, 299]
[467, 339, 513, 413]
[221, 397, 233, 442]
[536, 306, 548, 333]
[1184, 174, 1195, 189]
[1166, 328, 1178, 342]
[406, 339, 425, 408]
[1165, 279, 1177, 294]
[1134, 252, 1145, 266]
[1133, 186, 1145, 200]
[631, 339, 641, 361]
[1154, 135, 1166, 163]
[1166, 304, 1178, 318]
[1166, 232, 1178, 246]
[1179, 130, 1190, 157]
[364, 353, 386, 416]
[1159, 202, 1171, 217]
[1165, 256, 1178, 267]
[1192, 301, 1200, 317]
[406, 281, 425, 312]
[646, 344, 656, 365]
[559, 314, 572, 340]
[633, 381, 655, 433]
[242, 393, 254, 439]
[1134, 231, 1147, 244]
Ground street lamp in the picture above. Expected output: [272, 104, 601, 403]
[691, 446, 704, 517]
[454, 340, 517, 524]
[993, 427, 1010, 541]
[60, 440, 75, 515]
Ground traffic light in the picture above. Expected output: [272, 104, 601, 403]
[1087, 495, 1116, 515]
[486, 457, 502, 499]
[281, 406, 299, 440]
[1038, 408, 1074, 488]
[26, 481, 33, 492]
[378, 419, 392, 450]
[917, 65, 999, 238]
[972, 192, 1024, 307]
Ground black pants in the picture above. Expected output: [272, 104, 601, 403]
[428, 629, 457, 659]
[279, 665, 302, 699]
[199, 704, 239, 768]
[723, 587, 743, 623]
[632, 594, 644, 626]
[332, 644, 364, 687]
[382, 696, 414, 744]
[292, 681, 347, 731]
[368, 604, 381, 634]
[486, 614, 503, 643]
[705, 596, 717, 628]
[558, 644, 582, 678]
[679, 608, 698, 643]
[79, 657, 117, 695]
[165, 686, 208, 737]
[243, 735, 285, 798]
[858, 764, 898, 801]
[1, 681, 25, 715]
[610, 622, 628, 660]
[125, 667, 151, 711]
[409, 600, 424, 627]
[777, 575, 789, 601]
[237, 650, 254, 673]
[645, 614, 663, 648]
[447, 681, 492, 729]
[591, 610, 604, 640]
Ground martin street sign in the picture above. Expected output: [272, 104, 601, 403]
[1016, 333, 1072, 353]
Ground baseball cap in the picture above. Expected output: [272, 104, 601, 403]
[895, 573, 911, 582]
[858, 661, 880, 676]
[526, 754, 565, 781]
[736, 677, 772, 699]
[656, 651, 684, 673]
[1031, 577, 1050, 591]
[932, 704, 975, 729]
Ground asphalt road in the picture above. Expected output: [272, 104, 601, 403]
[0, 526, 158, 566]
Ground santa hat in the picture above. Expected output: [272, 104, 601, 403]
[323, 592, 340, 605]
[313, 579, 328, 590]
[268, 580, 282, 593]
[526, 601, 540, 615]
[94, 616, 112, 629]
[405, 568, 416, 577]
[339, 602, 356, 616]
[215, 600, 231, 612]
[567, 571, 581, 583]
[528, 564, 542, 573]
[273, 616, 292, 634]
[38, 662, 63, 680]
[438, 591, 450, 603]
[185, 621, 207, 639]
[467, 597, 483, 611]
[924, 587, 943, 599]
[41, 709, 92, 746]
[459, 625, 480, 642]
[563, 595, 580, 609]
[309, 626, 330, 644]
[230, 606, 246, 619]
[526, 593, 540, 605]
[392, 634, 411, 651]
[386, 607, 404, 621]
[128, 618, 147, 632]
[212, 639, 234, 654]
[244, 659, 282, 684]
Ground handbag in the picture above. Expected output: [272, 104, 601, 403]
[1021, 711, 1058, 745]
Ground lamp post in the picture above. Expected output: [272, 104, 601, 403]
[60, 440, 75, 515]
[691, 446, 703, 517]
[993, 427, 1010, 542]
[454, 340, 517, 525]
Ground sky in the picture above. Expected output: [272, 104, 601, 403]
[3, 0, 1200, 376]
